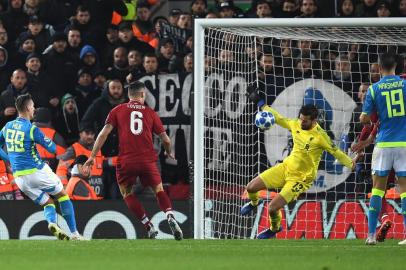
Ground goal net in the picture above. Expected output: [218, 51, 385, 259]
[193, 18, 406, 239]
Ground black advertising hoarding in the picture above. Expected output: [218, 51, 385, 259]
[0, 200, 191, 240]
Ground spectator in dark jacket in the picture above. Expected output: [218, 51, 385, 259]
[17, 15, 52, 54]
[79, 44, 100, 76]
[14, 32, 36, 69]
[42, 32, 78, 109]
[100, 24, 119, 69]
[0, 45, 11, 92]
[25, 52, 50, 107]
[66, 27, 82, 60]
[71, 68, 100, 118]
[296, 0, 318, 18]
[37, 0, 79, 31]
[106, 46, 129, 83]
[85, 0, 127, 32]
[53, 93, 80, 145]
[0, 0, 28, 42]
[355, 0, 377, 17]
[81, 79, 125, 157]
[0, 69, 28, 126]
[117, 21, 154, 56]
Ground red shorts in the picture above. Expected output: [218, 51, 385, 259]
[116, 161, 162, 188]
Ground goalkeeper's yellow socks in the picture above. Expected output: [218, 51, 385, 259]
[368, 188, 384, 234]
[401, 192, 406, 228]
[248, 192, 259, 206]
[269, 209, 282, 232]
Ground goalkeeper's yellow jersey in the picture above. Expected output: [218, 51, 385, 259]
[263, 105, 353, 183]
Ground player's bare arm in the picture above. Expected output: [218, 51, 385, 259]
[359, 112, 371, 125]
[159, 132, 175, 159]
[83, 124, 114, 173]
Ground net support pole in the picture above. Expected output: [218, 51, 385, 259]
[193, 21, 205, 239]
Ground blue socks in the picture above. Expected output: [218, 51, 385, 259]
[401, 193, 406, 228]
[44, 204, 56, 224]
[58, 195, 77, 233]
[368, 188, 385, 234]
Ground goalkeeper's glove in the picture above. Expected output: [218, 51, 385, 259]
[246, 85, 266, 108]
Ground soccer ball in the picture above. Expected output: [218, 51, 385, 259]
[255, 111, 275, 130]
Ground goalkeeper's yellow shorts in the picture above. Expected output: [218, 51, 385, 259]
[259, 162, 311, 203]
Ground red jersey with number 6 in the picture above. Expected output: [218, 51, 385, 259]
[105, 100, 165, 163]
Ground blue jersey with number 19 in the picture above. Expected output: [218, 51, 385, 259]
[0, 118, 56, 177]
[362, 75, 406, 147]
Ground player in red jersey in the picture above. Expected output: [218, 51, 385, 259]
[83, 81, 183, 240]
[352, 111, 394, 242]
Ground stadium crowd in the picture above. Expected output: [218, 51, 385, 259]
[0, 0, 405, 201]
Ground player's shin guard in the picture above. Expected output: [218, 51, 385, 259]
[58, 195, 77, 233]
[269, 209, 282, 232]
[401, 192, 406, 228]
[368, 188, 384, 234]
[156, 191, 173, 218]
[44, 204, 57, 224]
[124, 193, 147, 221]
[248, 191, 260, 206]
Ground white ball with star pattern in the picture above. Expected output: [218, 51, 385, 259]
[255, 111, 275, 130]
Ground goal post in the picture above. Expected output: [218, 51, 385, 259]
[194, 18, 406, 239]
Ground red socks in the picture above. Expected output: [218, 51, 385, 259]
[156, 191, 173, 214]
[124, 193, 147, 221]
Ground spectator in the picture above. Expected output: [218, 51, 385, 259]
[142, 53, 159, 74]
[23, 0, 40, 16]
[117, 21, 154, 55]
[338, 0, 355, 17]
[14, 33, 36, 69]
[183, 53, 193, 73]
[20, 15, 52, 54]
[168, 9, 182, 26]
[191, 0, 207, 18]
[0, 45, 11, 92]
[177, 12, 192, 30]
[71, 68, 100, 118]
[79, 44, 100, 76]
[53, 93, 80, 145]
[85, 0, 128, 31]
[132, 2, 154, 43]
[158, 38, 180, 73]
[42, 32, 78, 107]
[126, 49, 144, 83]
[206, 11, 219, 18]
[0, 160, 23, 200]
[106, 46, 129, 83]
[331, 54, 359, 97]
[219, 1, 236, 18]
[93, 71, 107, 93]
[0, 69, 28, 126]
[0, 0, 28, 42]
[375, 1, 391, 17]
[65, 155, 102, 200]
[37, 0, 79, 32]
[256, 0, 272, 18]
[33, 107, 67, 171]
[395, 0, 406, 16]
[25, 53, 50, 107]
[66, 27, 82, 60]
[355, 0, 377, 17]
[369, 62, 380, 83]
[56, 124, 114, 197]
[297, 0, 318, 18]
[100, 24, 119, 68]
[294, 57, 313, 79]
[280, 0, 299, 18]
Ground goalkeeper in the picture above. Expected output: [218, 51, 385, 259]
[241, 87, 356, 239]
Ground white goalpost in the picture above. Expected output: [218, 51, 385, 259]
[193, 18, 406, 239]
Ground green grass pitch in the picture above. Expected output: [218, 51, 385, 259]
[0, 239, 404, 270]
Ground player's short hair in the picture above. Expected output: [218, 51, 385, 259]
[379, 52, 398, 71]
[299, 104, 318, 120]
[15, 93, 32, 113]
[127, 81, 146, 96]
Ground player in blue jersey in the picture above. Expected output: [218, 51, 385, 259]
[361, 52, 406, 245]
[0, 94, 84, 240]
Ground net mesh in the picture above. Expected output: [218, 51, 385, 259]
[202, 25, 406, 239]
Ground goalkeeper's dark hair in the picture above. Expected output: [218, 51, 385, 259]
[379, 52, 398, 71]
[299, 104, 318, 120]
[15, 93, 32, 113]
[127, 81, 146, 97]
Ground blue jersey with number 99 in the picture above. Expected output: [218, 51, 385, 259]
[0, 117, 56, 177]
[362, 75, 406, 147]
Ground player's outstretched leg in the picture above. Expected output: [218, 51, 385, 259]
[43, 201, 70, 240]
[241, 176, 266, 216]
[376, 197, 392, 242]
[56, 194, 85, 240]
